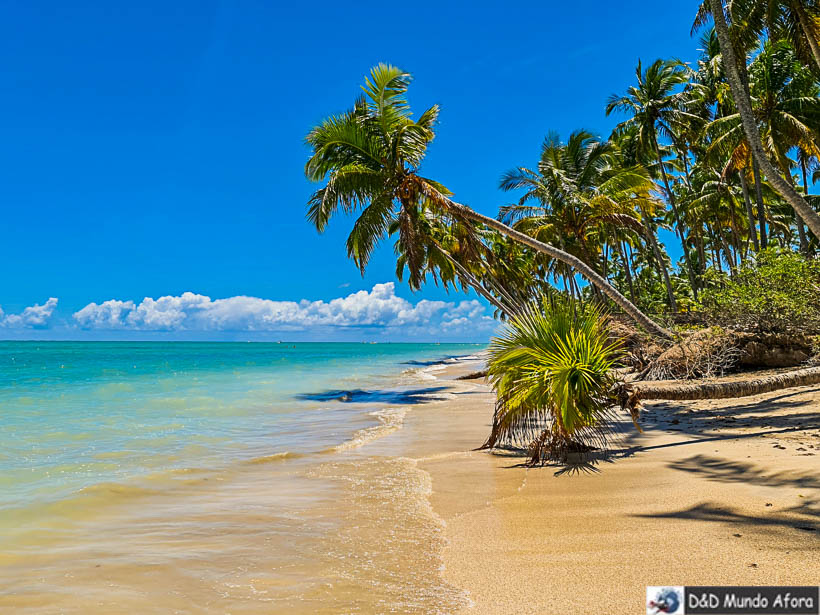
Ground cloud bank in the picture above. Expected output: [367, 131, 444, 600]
[0, 298, 58, 328]
[71, 283, 494, 336]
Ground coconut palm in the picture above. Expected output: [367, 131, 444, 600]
[695, 0, 820, 72]
[499, 130, 679, 310]
[606, 59, 704, 296]
[703, 0, 820, 239]
[305, 63, 673, 339]
[483, 297, 623, 464]
[392, 214, 517, 315]
[708, 39, 820, 252]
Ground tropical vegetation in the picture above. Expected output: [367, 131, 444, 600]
[304, 1, 820, 461]
[482, 299, 623, 463]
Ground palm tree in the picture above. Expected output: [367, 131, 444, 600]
[305, 64, 673, 339]
[392, 214, 517, 315]
[483, 298, 623, 463]
[606, 59, 704, 296]
[499, 131, 679, 311]
[708, 39, 820, 252]
[690, 27, 767, 250]
[696, 0, 820, 72]
[704, 0, 820, 239]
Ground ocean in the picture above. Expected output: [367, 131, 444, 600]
[0, 341, 483, 613]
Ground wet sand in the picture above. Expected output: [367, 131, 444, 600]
[389, 360, 820, 614]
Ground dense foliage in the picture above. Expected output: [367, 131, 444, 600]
[306, 2, 820, 334]
[701, 250, 820, 333]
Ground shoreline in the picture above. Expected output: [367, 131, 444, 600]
[394, 358, 819, 613]
[2, 348, 817, 613]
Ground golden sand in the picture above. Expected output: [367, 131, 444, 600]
[387, 361, 819, 614]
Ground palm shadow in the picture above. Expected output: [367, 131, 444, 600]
[616, 385, 820, 453]
[633, 501, 818, 534]
[667, 454, 820, 490]
[296, 386, 450, 404]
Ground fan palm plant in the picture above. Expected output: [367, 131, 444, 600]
[305, 63, 673, 339]
[482, 298, 624, 464]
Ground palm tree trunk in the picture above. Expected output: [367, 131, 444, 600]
[696, 229, 707, 275]
[794, 2, 820, 73]
[445, 200, 674, 339]
[782, 170, 810, 253]
[653, 138, 699, 298]
[645, 223, 677, 312]
[617, 241, 637, 304]
[728, 202, 740, 265]
[719, 231, 736, 278]
[620, 366, 820, 408]
[751, 158, 768, 248]
[797, 216, 809, 253]
[801, 157, 815, 255]
[438, 248, 513, 315]
[706, 224, 723, 274]
[738, 171, 759, 252]
[708, 0, 820, 239]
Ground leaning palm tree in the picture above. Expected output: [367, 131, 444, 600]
[702, 0, 820, 238]
[304, 63, 673, 339]
[708, 39, 820, 252]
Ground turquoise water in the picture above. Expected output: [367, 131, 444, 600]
[0, 341, 483, 517]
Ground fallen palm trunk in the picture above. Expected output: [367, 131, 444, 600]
[618, 366, 820, 423]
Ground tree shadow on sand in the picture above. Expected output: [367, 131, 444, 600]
[632, 500, 818, 535]
[631, 451, 819, 534]
[486, 445, 614, 476]
[296, 386, 451, 404]
[667, 454, 820, 490]
[614, 386, 820, 456]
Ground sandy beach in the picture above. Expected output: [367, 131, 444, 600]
[383, 358, 820, 614]
[2, 353, 817, 613]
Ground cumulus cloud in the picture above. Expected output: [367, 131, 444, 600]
[0, 298, 59, 328]
[72, 283, 495, 335]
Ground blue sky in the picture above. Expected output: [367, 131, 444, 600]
[0, 0, 701, 341]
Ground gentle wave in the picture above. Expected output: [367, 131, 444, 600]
[333, 407, 409, 452]
[244, 451, 305, 465]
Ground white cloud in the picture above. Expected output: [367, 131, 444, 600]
[0, 298, 59, 328]
[72, 283, 496, 335]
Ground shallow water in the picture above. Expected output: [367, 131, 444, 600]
[0, 342, 480, 613]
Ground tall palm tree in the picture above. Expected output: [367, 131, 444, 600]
[304, 64, 673, 339]
[690, 27, 768, 250]
[606, 59, 703, 296]
[704, 0, 820, 238]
